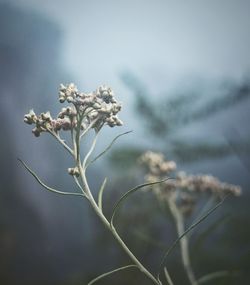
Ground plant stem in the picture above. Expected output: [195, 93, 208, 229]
[197, 270, 232, 284]
[88, 265, 138, 285]
[74, 124, 161, 285]
[79, 165, 160, 285]
[168, 197, 197, 285]
[164, 267, 174, 285]
[47, 129, 74, 156]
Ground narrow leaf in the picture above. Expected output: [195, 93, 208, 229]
[157, 195, 228, 278]
[164, 267, 174, 285]
[89, 131, 132, 165]
[87, 264, 138, 285]
[18, 158, 86, 198]
[110, 178, 170, 227]
[197, 270, 237, 284]
[98, 177, 107, 212]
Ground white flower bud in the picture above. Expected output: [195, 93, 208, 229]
[68, 167, 80, 177]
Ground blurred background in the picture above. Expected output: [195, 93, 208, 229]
[0, 0, 250, 284]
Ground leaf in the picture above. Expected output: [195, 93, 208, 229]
[98, 177, 107, 212]
[87, 264, 138, 285]
[197, 270, 239, 284]
[89, 131, 133, 166]
[157, 195, 228, 278]
[18, 158, 86, 198]
[164, 267, 174, 285]
[110, 178, 170, 227]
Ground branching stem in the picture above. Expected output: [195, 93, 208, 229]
[47, 129, 74, 157]
[73, 125, 161, 285]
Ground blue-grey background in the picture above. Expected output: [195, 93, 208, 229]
[1, 0, 250, 284]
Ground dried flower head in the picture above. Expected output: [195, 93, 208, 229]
[68, 167, 80, 177]
[175, 171, 242, 197]
[140, 151, 241, 215]
[139, 151, 176, 175]
[24, 83, 123, 137]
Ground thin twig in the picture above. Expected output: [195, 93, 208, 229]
[98, 177, 107, 213]
[18, 159, 86, 198]
[82, 131, 99, 169]
[197, 270, 236, 284]
[73, 176, 87, 196]
[47, 129, 74, 156]
[164, 267, 174, 285]
[110, 178, 171, 227]
[87, 265, 138, 285]
[89, 131, 132, 165]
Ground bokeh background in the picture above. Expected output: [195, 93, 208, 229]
[1, 0, 250, 284]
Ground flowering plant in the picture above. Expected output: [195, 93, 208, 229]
[20, 84, 241, 285]
[140, 151, 241, 285]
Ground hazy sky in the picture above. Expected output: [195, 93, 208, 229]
[8, 0, 250, 88]
[3, 0, 250, 141]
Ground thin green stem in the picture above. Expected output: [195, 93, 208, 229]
[111, 178, 170, 227]
[98, 177, 107, 213]
[74, 129, 160, 285]
[164, 267, 174, 285]
[47, 129, 74, 156]
[197, 270, 233, 284]
[89, 131, 132, 166]
[18, 159, 86, 198]
[88, 265, 138, 285]
[82, 131, 99, 169]
[71, 128, 77, 160]
[80, 165, 160, 285]
[75, 113, 83, 161]
[73, 176, 86, 196]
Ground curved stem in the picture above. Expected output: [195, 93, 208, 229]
[79, 165, 160, 285]
[18, 159, 86, 198]
[197, 270, 232, 284]
[164, 267, 174, 285]
[74, 123, 161, 285]
[88, 131, 132, 166]
[88, 265, 138, 285]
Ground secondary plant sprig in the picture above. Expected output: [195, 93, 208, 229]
[139, 151, 241, 284]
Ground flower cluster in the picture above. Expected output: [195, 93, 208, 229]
[24, 83, 123, 137]
[59, 83, 123, 129]
[24, 109, 73, 137]
[175, 171, 241, 196]
[140, 151, 241, 215]
[139, 151, 176, 175]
